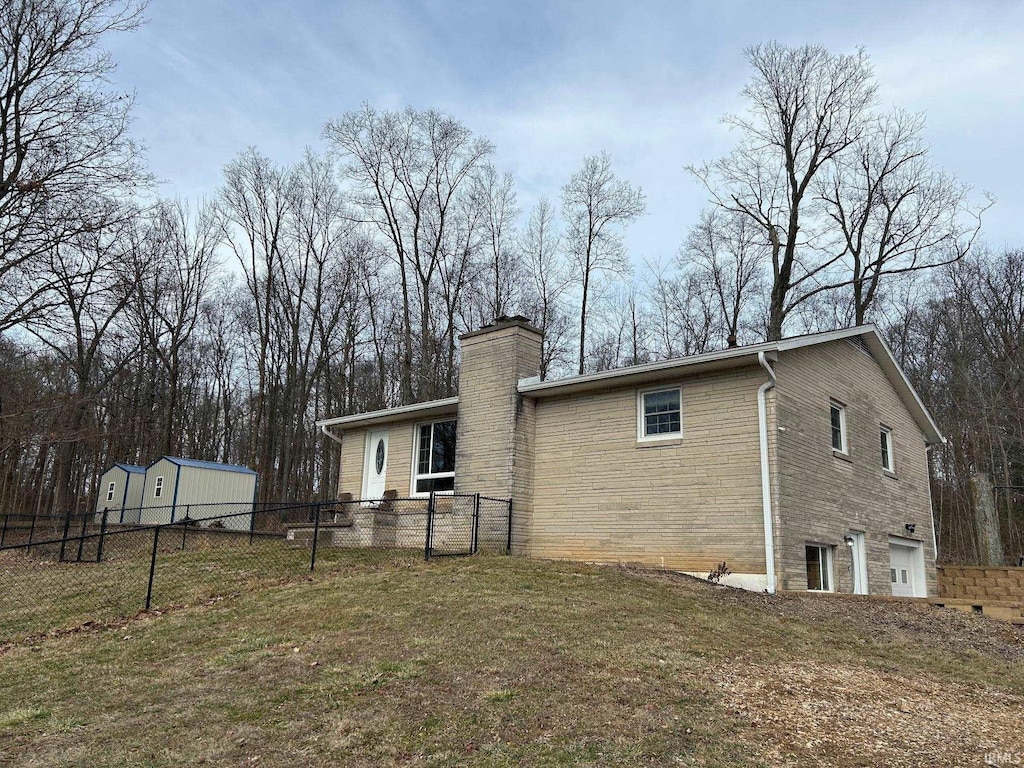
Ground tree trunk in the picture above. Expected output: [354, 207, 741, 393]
[971, 472, 1003, 565]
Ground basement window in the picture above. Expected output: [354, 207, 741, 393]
[106, 481, 116, 502]
[154, 476, 164, 499]
[830, 401, 847, 453]
[805, 544, 833, 592]
[414, 419, 457, 494]
[880, 426, 895, 472]
[638, 387, 682, 440]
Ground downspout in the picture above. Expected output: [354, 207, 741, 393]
[757, 352, 778, 594]
[925, 443, 939, 565]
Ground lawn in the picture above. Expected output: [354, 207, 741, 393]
[1, 553, 1022, 767]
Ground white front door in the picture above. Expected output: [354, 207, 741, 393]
[362, 429, 389, 500]
[889, 544, 916, 597]
[850, 532, 869, 595]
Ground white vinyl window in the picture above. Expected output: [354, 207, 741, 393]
[106, 481, 116, 502]
[805, 544, 833, 592]
[880, 426, 895, 472]
[638, 387, 682, 440]
[413, 419, 456, 494]
[154, 476, 164, 499]
[830, 401, 847, 453]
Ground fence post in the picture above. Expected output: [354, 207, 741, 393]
[145, 526, 160, 611]
[310, 504, 321, 572]
[1, 513, 7, 547]
[424, 492, 435, 561]
[472, 493, 481, 554]
[248, 505, 256, 546]
[27, 511, 36, 554]
[96, 508, 109, 563]
[75, 512, 89, 562]
[58, 509, 72, 562]
[505, 498, 513, 555]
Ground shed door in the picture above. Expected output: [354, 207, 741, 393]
[888, 544, 916, 598]
[362, 430, 389, 500]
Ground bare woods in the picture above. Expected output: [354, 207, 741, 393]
[0, 3, 1018, 563]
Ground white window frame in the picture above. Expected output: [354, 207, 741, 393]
[880, 425, 895, 473]
[637, 386, 683, 442]
[106, 481, 116, 502]
[154, 475, 164, 499]
[805, 543, 834, 592]
[411, 419, 457, 496]
[830, 400, 848, 454]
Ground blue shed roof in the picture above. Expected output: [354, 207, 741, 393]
[154, 456, 257, 476]
[114, 463, 146, 474]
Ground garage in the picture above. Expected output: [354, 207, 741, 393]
[888, 538, 926, 597]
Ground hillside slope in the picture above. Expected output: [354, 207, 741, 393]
[1, 554, 1022, 767]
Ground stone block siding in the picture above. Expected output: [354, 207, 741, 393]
[773, 339, 937, 596]
[937, 566, 1024, 603]
[527, 366, 767, 573]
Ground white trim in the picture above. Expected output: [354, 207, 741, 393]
[880, 425, 895, 472]
[514, 324, 944, 445]
[830, 400, 848, 454]
[316, 397, 458, 430]
[636, 385, 683, 442]
[106, 481, 116, 502]
[362, 429, 389, 501]
[887, 536, 926, 598]
[805, 543, 834, 592]
[153, 475, 164, 499]
[410, 418, 457, 497]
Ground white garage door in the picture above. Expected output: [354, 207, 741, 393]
[888, 543, 918, 597]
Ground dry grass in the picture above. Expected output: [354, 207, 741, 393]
[0, 554, 1022, 767]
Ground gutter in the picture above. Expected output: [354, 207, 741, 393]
[757, 351, 778, 594]
[320, 423, 344, 445]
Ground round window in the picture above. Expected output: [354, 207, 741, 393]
[375, 440, 385, 474]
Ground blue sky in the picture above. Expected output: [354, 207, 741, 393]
[106, 0, 1024, 261]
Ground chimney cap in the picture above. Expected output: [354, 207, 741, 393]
[459, 315, 542, 341]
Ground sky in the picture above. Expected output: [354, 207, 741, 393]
[105, 0, 1024, 263]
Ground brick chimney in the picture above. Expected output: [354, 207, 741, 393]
[454, 317, 542, 540]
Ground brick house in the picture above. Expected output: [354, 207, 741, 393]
[317, 317, 942, 596]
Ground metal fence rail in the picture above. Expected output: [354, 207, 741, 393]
[0, 493, 512, 644]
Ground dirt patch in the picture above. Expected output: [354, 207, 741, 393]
[714, 659, 1024, 766]
[635, 568, 1024, 662]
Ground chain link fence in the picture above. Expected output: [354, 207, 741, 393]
[0, 493, 511, 644]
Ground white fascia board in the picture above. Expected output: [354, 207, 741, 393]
[316, 396, 459, 431]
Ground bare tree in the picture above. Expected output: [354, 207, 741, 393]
[690, 42, 877, 340]
[324, 105, 492, 402]
[818, 108, 990, 323]
[471, 163, 521, 320]
[682, 208, 766, 347]
[562, 152, 645, 374]
[520, 198, 572, 378]
[0, 0, 149, 331]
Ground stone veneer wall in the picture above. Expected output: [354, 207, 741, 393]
[937, 566, 1024, 603]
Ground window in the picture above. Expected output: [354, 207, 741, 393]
[805, 544, 832, 591]
[154, 476, 164, 499]
[639, 387, 682, 440]
[880, 426, 894, 472]
[830, 401, 847, 453]
[414, 419, 456, 494]
[106, 481, 116, 502]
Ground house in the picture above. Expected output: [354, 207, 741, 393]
[95, 463, 146, 523]
[316, 317, 942, 597]
[139, 456, 258, 531]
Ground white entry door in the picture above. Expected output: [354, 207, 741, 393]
[849, 532, 869, 595]
[888, 544, 916, 597]
[362, 429, 389, 500]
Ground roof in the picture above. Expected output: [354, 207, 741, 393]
[316, 397, 459, 432]
[149, 456, 258, 475]
[518, 325, 944, 445]
[113, 463, 146, 474]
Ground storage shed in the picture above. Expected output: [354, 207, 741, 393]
[95, 463, 146, 524]
[139, 457, 258, 531]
